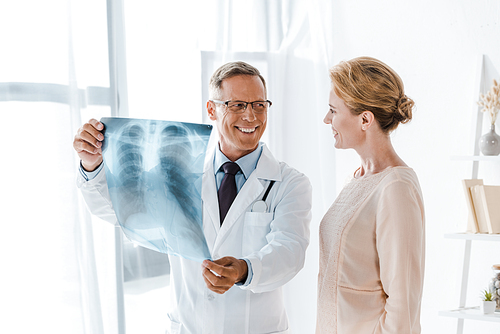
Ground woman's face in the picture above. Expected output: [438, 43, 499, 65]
[323, 88, 363, 150]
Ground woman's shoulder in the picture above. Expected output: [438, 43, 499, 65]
[378, 166, 422, 196]
[377, 166, 416, 181]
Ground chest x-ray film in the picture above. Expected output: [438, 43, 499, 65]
[100, 117, 213, 262]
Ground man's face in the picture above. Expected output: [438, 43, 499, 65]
[207, 75, 267, 161]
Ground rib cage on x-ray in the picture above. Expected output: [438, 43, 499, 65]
[101, 117, 212, 263]
[158, 125, 201, 231]
[116, 124, 146, 222]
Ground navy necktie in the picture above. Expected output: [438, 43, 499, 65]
[218, 162, 240, 225]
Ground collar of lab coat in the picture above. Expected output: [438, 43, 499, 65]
[202, 143, 282, 255]
[213, 142, 263, 183]
[248, 142, 282, 182]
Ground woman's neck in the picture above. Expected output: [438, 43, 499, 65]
[354, 135, 407, 178]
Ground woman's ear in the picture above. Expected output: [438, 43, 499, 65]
[207, 100, 217, 121]
[361, 111, 375, 130]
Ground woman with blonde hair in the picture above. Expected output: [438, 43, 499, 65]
[316, 57, 425, 334]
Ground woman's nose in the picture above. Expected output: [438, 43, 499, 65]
[323, 112, 331, 124]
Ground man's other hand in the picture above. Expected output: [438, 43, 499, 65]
[202, 257, 249, 294]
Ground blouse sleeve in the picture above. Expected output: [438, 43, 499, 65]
[375, 178, 425, 334]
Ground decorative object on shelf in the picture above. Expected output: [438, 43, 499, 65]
[462, 179, 500, 234]
[491, 264, 500, 311]
[462, 179, 483, 233]
[480, 289, 496, 314]
[479, 124, 500, 156]
[470, 184, 500, 234]
[478, 79, 500, 156]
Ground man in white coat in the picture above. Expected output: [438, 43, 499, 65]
[73, 61, 312, 334]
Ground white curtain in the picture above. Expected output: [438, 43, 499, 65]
[0, 0, 120, 333]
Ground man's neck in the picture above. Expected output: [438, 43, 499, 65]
[218, 143, 259, 162]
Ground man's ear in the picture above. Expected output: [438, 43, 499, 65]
[207, 100, 217, 121]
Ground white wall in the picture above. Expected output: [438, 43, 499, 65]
[327, 0, 500, 333]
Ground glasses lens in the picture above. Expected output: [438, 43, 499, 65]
[227, 102, 246, 113]
[251, 101, 269, 113]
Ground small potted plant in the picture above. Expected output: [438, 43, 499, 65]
[480, 289, 496, 314]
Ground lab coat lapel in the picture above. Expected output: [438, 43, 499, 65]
[212, 144, 282, 254]
[253, 144, 282, 183]
[201, 149, 219, 254]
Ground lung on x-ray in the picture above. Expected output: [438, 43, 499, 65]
[100, 117, 213, 263]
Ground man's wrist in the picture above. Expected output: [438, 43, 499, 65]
[79, 161, 104, 181]
[81, 160, 102, 172]
[237, 259, 248, 284]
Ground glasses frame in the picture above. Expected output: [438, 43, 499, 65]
[211, 99, 272, 114]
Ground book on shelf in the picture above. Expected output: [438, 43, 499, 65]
[462, 179, 483, 233]
[471, 184, 500, 234]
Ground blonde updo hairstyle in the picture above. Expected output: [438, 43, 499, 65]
[329, 56, 414, 134]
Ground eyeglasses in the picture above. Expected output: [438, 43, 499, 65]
[211, 99, 272, 114]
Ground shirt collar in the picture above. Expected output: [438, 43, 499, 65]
[214, 142, 263, 180]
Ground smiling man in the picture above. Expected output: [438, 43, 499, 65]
[74, 61, 312, 334]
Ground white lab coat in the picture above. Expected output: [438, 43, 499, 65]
[77, 144, 312, 334]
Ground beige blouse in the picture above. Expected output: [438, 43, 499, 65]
[316, 167, 425, 334]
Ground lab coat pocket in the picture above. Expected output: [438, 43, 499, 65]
[166, 313, 181, 334]
[242, 212, 274, 256]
